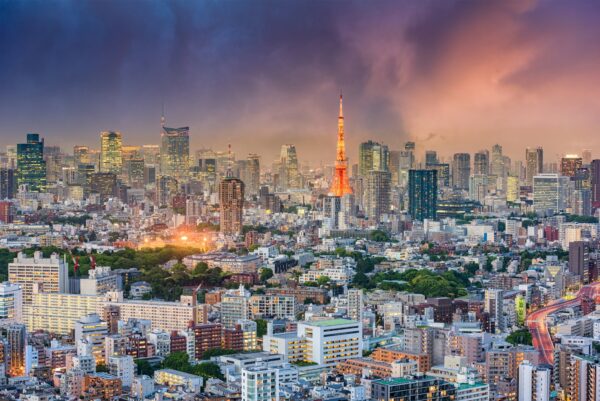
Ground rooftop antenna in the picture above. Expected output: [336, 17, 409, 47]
[161, 101, 166, 128]
[226, 144, 233, 178]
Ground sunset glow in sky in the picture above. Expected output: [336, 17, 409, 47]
[1, 0, 599, 163]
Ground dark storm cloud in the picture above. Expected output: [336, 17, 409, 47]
[1, 0, 600, 162]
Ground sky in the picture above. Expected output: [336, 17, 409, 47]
[1, 0, 600, 165]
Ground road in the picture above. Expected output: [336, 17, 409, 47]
[526, 281, 600, 365]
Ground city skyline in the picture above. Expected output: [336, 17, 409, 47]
[2, 1, 600, 163]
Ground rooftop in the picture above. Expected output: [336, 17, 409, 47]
[304, 318, 357, 327]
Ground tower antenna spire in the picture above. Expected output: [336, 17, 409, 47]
[329, 92, 352, 196]
[161, 101, 166, 127]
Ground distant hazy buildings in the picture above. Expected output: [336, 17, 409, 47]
[525, 147, 543, 186]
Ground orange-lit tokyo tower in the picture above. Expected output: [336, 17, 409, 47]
[329, 93, 353, 196]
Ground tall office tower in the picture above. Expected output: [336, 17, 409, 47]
[484, 289, 505, 333]
[591, 159, 600, 205]
[426, 163, 450, 188]
[6, 145, 17, 168]
[560, 155, 582, 177]
[506, 176, 519, 202]
[452, 153, 471, 190]
[0, 201, 14, 224]
[75, 314, 108, 364]
[8, 251, 68, 305]
[347, 289, 363, 323]
[582, 149, 592, 165]
[364, 170, 391, 222]
[568, 241, 589, 283]
[219, 171, 245, 236]
[90, 172, 117, 201]
[525, 147, 544, 186]
[473, 150, 490, 176]
[44, 145, 62, 184]
[0, 282, 22, 323]
[359, 141, 390, 176]
[518, 360, 550, 401]
[490, 144, 506, 191]
[330, 94, 353, 196]
[157, 175, 178, 207]
[323, 195, 342, 230]
[160, 126, 190, 182]
[397, 142, 416, 188]
[424, 150, 438, 166]
[141, 144, 160, 166]
[6, 323, 26, 376]
[73, 145, 91, 166]
[0, 168, 16, 199]
[242, 364, 280, 401]
[469, 175, 488, 203]
[408, 169, 437, 221]
[389, 150, 400, 185]
[572, 189, 592, 216]
[533, 174, 569, 214]
[279, 144, 301, 191]
[16, 133, 47, 192]
[126, 158, 145, 189]
[246, 154, 261, 196]
[99, 131, 123, 174]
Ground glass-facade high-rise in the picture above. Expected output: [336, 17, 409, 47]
[358, 140, 389, 177]
[16, 133, 47, 192]
[100, 131, 123, 174]
[160, 126, 190, 182]
[408, 169, 437, 221]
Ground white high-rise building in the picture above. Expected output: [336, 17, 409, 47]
[8, 251, 68, 305]
[297, 319, 362, 366]
[518, 360, 550, 401]
[108, 355, 135, 388]
[242, 363, 280, 401]
[0, 282, 22, 323]
[74, 314, 108, 365]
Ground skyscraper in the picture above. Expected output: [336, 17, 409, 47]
[490, 144, 506, 191]
[279, 144, 301, 190]
[560, 155, 582, 177]
[16, 133, 46, 192]
[568, 241, 589, 283]
[100, 131, 123, 175]
[73, 145, 91, 166]
[364, 170, 391, 222]
[219, 173, 245, 235]
[533, 174, 569, 214]
[473, 150, 489, 176]
[424, 150, 438, 166]
[408, 169, 437, 221]
[359, 140, 389, 176]
[246, 154, 261, 196]
[329, 94, 352, 197]
[0, 168, 16, 199]
[160, 126, 190, 182]
[452, 153, 471, 190]
[525, 147, 543, 186]
[591, 159, 600, 205]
